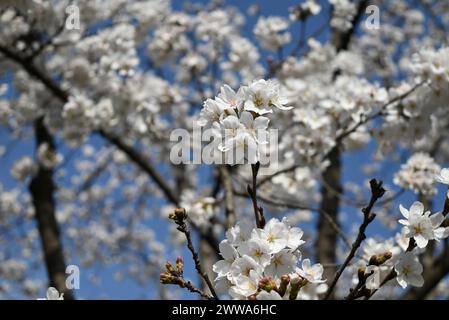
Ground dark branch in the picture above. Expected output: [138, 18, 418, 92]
[169, 208, 218, 300]
[29, 117, 74, 300]
[324, 179, 385, 299]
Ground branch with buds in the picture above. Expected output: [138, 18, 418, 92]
[325, 179, 386, 299]
[160, 257, 212, 300]
[165, 208, 218, 300]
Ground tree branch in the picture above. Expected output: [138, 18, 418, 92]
[29, 117, 74, 300]
[98, 130, 180, 205]
[247, 162, 265, 229]
[169, 208, 218, 300]
[316, 146, 342, 288]
[324, 179, 385, 299]
[219, 165, 235, 228]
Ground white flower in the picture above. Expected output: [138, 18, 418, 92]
[229, 255, 264, 281]
[180, 192, 218, 226]
[254, 16, 291, 51]
[394, 252, 424, 289]
[217, 85, 245, 111]
[412, 47, 449, 91]
[302, 0, 321, 15]
[265, 249, 297, 277]
[179, 52, 207, 74]
[225, 221, 253, 247]
[237, 240, 271, 268]
[252, 218, 289, 254]
[297, 282, 328, 300]
[297, 259, 326, 284]
[239, 111, 269, 144]
[198, 98, 227, 127]
[436, 168, 449, 185]
[196, 9, 233, 43]
[399, 202, 434, 248]
[11, 156, 36, 181]
[282, 218, 306, 250]
[219, 114, 244, 138]
[222, 37, 260, 71]
[221, 130, 258, 165]
[329, 0, 356, 32]
[61, 93, 95, 146]
[213, 218, 310, 299]
[213, 240, 238, 278]
[399, 201, 447, 248]
[37, 143, 63, 169]
[364, 265, 382, 290]
[394, 153, 441, 197]
[196, 81, 292, 165]
[38, 287, 64, 300]
[429, 212, 449, 241]
[244, 79, 292, 115]
[214, 277, 231, 296]
[229, 270, 261, 299]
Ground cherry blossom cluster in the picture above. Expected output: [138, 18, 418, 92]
[353, 198, 449, 292]
[394, 152, 441, 197]
[213, 218, 326, 300]
[198, 80, 292, 165]
[37, 287, 64, 300]
[180, 191, 219, 227]
[253, 16, 291, 51]
[394, 201, 448, 289]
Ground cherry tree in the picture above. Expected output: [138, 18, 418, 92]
[1, 0, 449, 300]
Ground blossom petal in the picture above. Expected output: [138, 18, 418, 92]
[430, 212, 444, 228]
[399, 204, 409, 219]
[414, 234, 428, 248]
[410, 202, 424, 217]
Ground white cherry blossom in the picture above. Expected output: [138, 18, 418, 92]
[395, 252, 424, 289]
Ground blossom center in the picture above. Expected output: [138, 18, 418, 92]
[414, 225, 424, 234]
[273, 257, 283, 266]
[254, 95, 264, 107]
[267, 233, 276, 243]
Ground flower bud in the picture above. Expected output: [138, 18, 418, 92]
[258, 276, 277, 292]
[248, 293, 258, 300]
[169, 208, 187, 222]
[160, 272, 176, 284]
[165, 261, 176, 274]
[277, 275, 290, 297]
[289, 272, 304, 285]
[289, 281, 301, 300]
[176, 256, 184, 274]
[369, 251, 392, 266]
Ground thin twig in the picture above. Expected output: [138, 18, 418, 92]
[169, 208, 218, 300]
[324, 179, 386, 300]
[160, 257, 212, 300]
[247, 162, 265, 228]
